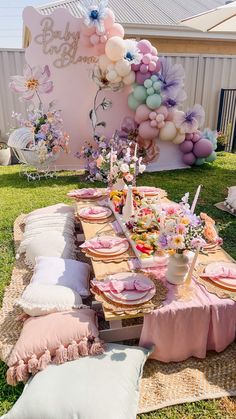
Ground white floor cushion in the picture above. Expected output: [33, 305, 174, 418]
[2, 344, 151, 419]
[31, 256, 91, 298]
[16, 284, 84, 316]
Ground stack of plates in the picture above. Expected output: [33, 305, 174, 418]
[84, 236, 129, 258]
[203, 262, 236, 291]
[137, 186, 166, 197]
[67, 189, 103, 200]
[78, 206, 112, 221]
[94, 272, 156, 306]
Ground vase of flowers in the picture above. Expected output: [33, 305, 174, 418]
[157, 193, 207, 284]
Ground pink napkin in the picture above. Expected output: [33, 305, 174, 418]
[81, 207, 107, 216]
[68, 188, 98, 197]
[201, 266, 236, 279]
[80, 237, 128, 250]
[92, 278, 154, 293]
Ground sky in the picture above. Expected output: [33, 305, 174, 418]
[0, 0, 58, 49]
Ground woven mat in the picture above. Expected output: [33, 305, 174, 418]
[0, 215, 236, 414]
[195, 265, 236, 302]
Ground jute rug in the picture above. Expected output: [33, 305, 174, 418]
[0, 215, 235, 414]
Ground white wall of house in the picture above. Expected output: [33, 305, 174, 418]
[0, 49, 236, 141]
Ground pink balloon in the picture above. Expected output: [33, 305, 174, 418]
[139, 120, 159, 140]
[150, 120, 158, 127]
[135, 104, 151, 124]
[193, 139, 213, 158]
[108, 23, 125, 39]
[185, 133, 194, 141]
[131, 63, 141, 71]
[136, 71, 151, 85]
[192, 133, 201, 142]
[140, 64, 149, 74]
[104, 9, 115, 29]
[152, 55, 158, 63]
[100, 35, 107, 43]
[138, 40, 152, 54]
[183, 152, 196, 165]
[81, 23, 96, 36]
[155, 60, 161, 72]
[179, 141, 194, 153]
[151, 46, 158, 56]
[156, 105, 168, 119]
[142, 54, 152, 65]
[148, 61, 156, 72]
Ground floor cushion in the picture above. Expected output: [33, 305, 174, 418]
[6, 309, 103, 385]
[3, 343, 151, 419]
[16, 284, 84, 316]
[31, 256, 91, 298]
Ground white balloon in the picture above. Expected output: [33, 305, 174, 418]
[159, 121, 177, 142]
[106, 70, 118, 81]
[114, 75, 122, 83]
[173, 132, 186, 144]
[107, 63, 115, 71]
[105, 36, 125, 61]
[98, 55, 111, 71]
[123, 71, 135, 85]
[115, 59, 131, 77]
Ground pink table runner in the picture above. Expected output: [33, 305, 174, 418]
[139, 278, 236, 362]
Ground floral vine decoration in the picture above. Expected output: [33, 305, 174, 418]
[9, 64, 69, 163]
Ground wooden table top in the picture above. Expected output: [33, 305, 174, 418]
[76, 193, 234, 321]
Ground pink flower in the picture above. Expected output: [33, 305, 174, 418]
[124, 173, 134, 183]
[40, 124, 49, 134]
[166, 206, 178, 215]
[176, 223, 186, 234]
[9, 64, 53, 101]
[52, 145, 60, 154]
[191, 237, 206, 249]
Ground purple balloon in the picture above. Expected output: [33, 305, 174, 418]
[132, 63, 141, 71]
[192, 133, 201, 142]
[136, 71, 151, 85]
[183, 152, 196, 165]
[138, 40, 152, 54]
[179, 140, 193, 153]
[193, 138, 213, 158]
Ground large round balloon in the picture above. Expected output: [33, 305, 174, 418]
[135, 104, 150, 124]
[128, 94, 141, 111]
[183, 152, 196, 165]
[104, 9, 116, 29]
[159, 121, 177, 142]
[133, 86, 147, 102]
[173, 132, 185, 144]
[108, 23, 125, 39]
[193, 138, 213, 158]
[146, 94, 162, 110]
[179, 141, 194, 153]
[115, 59, 131, 77]
[139, 120, 159, 141]
[105, 37, 125, 61]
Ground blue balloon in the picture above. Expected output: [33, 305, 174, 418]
[195, 157, 206, 166]
[146, 94, 162, 110]
[128, 94, 141, 110]
[205, 151, 217, 162]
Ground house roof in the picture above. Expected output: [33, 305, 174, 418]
[37, 0, 226, 27]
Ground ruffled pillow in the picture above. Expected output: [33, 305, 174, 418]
[16, 284, 85, 316]
[6, 309, 104, 386]
[31, 257, 91, 298]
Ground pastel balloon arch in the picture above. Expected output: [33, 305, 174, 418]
[80, 0, 217, 166]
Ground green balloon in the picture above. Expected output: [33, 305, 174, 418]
[195, 157, 205, 166]
[151, 75, 158, 82]
[146, 94, 162, 110]
[128, 94, 141, 110]
[144, 79, 152, 88]
[205, 151, 216, 162]
[133, 85, 147, 102]
[147, 87, 155, 96]
[153, 81, 161, 92]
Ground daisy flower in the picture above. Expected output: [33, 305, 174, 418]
[123, 40, 142, 65]
[80, 0, 108, 32]
[170, 234, 185, 250]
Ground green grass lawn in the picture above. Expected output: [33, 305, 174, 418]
[0, 152, 236, 418]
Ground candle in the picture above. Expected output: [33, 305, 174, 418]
[185, 246, 200, 284]
[109, 146, 113, 185]
[134, 142, 138, 160]
[190, 184, 202, 213]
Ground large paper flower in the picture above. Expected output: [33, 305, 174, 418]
[123, 40, 142, 65]
[174, 104, 205, 134]
[158, 58, 185, 99]
[80, 0, 108, 32]
[9, 64, 53, 101]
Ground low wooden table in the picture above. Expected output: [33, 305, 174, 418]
[76, 194, 234, 342]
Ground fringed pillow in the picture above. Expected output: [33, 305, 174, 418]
[7, 309, 104, 386]
[31, 257, 91, 298]
[16, 284, 85, 316]
[24, 203, 75, 221]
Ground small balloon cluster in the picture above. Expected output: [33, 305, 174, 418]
[80, 0, 216, 166]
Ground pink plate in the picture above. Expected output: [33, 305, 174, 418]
[79, 206, 112, 219]
[104, 272, 155, 303]
[205, 262, 236, 289]
[104, 287, 156, 306]
[87, 240, 129, 256]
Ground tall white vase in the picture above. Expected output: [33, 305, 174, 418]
[123, 185, 134, 222]
[166, 252, 189, 285]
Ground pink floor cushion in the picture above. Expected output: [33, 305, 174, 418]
[6, 309, 104, 386]
[31, 256, 91, 298]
